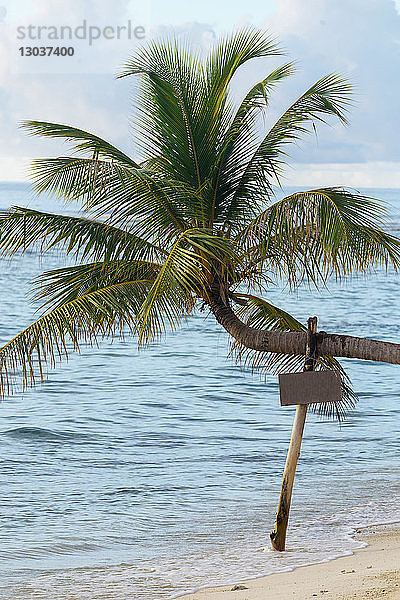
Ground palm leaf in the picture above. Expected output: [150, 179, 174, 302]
[118, 38, 206, 194]
[230, 294, 357, 420]
[32, 260, 161, 311]
[211, 62, 296, 225]
[23, 121, 192, 232]
[201, 28, 283, 182]
[241, 188, 400, 286]
[21, 121, 139, 167]
[0, 206, 165, 263]
[136, 229, 239, 343]
[225, 74, 352, 228]
[204, 27, 282, 116]
[119, 29, 283, 225]
[0, 279, 153, 396]
[29, 157, 189, 234]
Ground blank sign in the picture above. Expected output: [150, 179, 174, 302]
[279, 370, 342, 406]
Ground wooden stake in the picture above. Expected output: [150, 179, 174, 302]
[270, 317, 318, 552]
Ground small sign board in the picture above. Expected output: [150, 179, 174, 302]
[279, 371, 342, 406]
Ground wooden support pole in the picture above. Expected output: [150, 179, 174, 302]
[270, 317, 318, 552]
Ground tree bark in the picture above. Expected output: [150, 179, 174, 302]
[270, 317, 317, 551]
[270, 403, 307, 551]
[207, 291, 400, 364]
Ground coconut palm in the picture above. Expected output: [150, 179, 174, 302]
[1, 28, 400, 408]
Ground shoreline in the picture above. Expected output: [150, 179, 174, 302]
[178, 522, 400, 600]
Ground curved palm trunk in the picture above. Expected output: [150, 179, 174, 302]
[208, 291, 400, 364]
[207, 293, 400, 551]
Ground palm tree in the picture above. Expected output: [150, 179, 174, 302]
[0, 29, 399, 547]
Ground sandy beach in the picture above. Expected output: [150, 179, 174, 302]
[179, 524, 400, 600]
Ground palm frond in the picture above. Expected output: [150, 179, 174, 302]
[136, 229, 239, 344]
[118, 37, 207, 194]
[229, 294, 357, 420]
[201, 28, 283, 185]
[32, 260, 161, 311]
[241, 188, 400, 286]
[119, 29, 283, 225]
[29, 157, 189, 234]
[225, 74, 352, 228]
[205, 28, 282, 104]
[0, 206, 165, 263]
[211, 62, 296, 225]
[0, 279, 153, 396]
[23, 119, 196, 233]
[21, 121, 139, 167]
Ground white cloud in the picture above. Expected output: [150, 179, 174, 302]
[286, 162, 400, 189]
[0, 0, 399, 188]
[1, 0, 149, 76]
[0, 155, 31, 181]
[265, 0, 400, 164]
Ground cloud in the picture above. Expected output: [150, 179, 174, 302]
[264, 0, 400, 165]
[0, 0, 147, 178]
[286, 162, 400, 189]
[153, 21, 216, 48]
[0, 0, 399, 187]
[1, 0, 149, 77]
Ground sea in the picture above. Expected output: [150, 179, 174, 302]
[0, 182, 399, 600]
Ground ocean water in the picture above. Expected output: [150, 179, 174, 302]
[0, 183, 399, 599]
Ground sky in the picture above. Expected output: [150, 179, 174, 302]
[0, 0, 400, 187]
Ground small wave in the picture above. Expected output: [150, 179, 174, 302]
[0, 541, 107, 561]
[1, 427, 91, 443]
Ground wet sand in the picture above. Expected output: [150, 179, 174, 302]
[179, 524, 400, 600]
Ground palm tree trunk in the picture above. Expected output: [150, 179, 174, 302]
[207, 290, 400, 364]
[207, 289, 400, 549]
